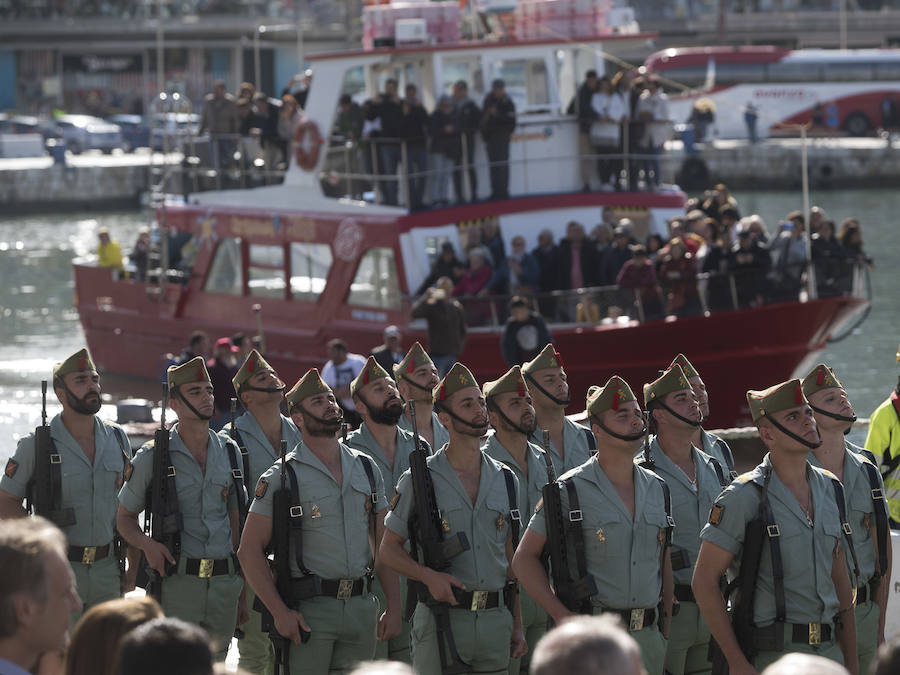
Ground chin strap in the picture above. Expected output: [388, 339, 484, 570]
[400, 374, 433, 394]
[654, 401, 702, 428]
[809, 404, 857, 426]
[173, 386, 213, 421]
[523, 373, 570, 407]
[591, 414, 648, 444]
[765, 415, 822, 450]
[434, 401, 488, 432]
[488, 402, 534, 436]
[240, 384, 286, 395]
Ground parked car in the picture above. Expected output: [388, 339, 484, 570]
[56, 114, 123, 154]
[106, 114, 150, 152]
[150, 112, 200, 151]
[8, 115, 62, 142]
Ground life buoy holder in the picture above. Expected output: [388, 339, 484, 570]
[293, 119, 323, 171]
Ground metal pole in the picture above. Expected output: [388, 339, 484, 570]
[156, 0, 165, 94]
[254, 25, 262, 91]
[800, 125, 817, 299]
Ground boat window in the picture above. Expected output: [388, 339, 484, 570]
[248, 244, 286, 299]
[290, 242, 332, 300]
[874, 59, 900, 80]
[492, 58, 551, 112]
[823, 61, 875, 82]
[765, 61, 823, 83]
[347, 247, 401, 309]
[441, 58, 485, 98]
[204, 237, 243, 295]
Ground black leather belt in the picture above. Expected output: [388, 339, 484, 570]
[451, 589, 503, 611]
[184, 557, 231, 577]
[753, 622, 833, 650]
[68, 543, 111, 565]
[674, 584, 695, 603]
[319, 578, 367, 599]
[605, 607, 657, 632]
[857, 579, 879, 605]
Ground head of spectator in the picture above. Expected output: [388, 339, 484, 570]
[437, 94, 453, 114]
[452, 79, 469, 101]
[431, 276, 455, 300]
[597, 75, 612, 95]
[280, 94, 298, 118]
[590, 224, 612, 247]
[510, 235, 528, 258]
[483, 218, 500, 242]
[212, 80, 227, 99]
[65, 597, 162, 675]
[814, 219, 835, 242]
[719, 206, 739, 231]
[602, 206, 616, 225]
[384, 78, 398, 99]
[837, 218, 863, 251]
[238, 81, 255, 101]
[189, 330, 210, 359]
[583, 69, 598, 91]
[302, 68, 313, 88]
[808, 205, 826, 233]
[565, 220, 586, 245]
[669, 218, 686, 239]
[467, 246, 490, 271]
[713, 182, 732, 203]
[326, 338, 349, 366]
[348, 661, 416, 675]
[612, 224, 631, 249]
[465, 223, 483, 250]
[508, 295, 533, 323]
[667, 237, 687, 260]
[212, 336, 238, 366]
[686, 209, 706, 232]
[786, 210, 806, 233]
[759, 652, 848, 674]
[117, 617, 214, 675]
[736, 228, 754, 251]
[404, 83, 419, 104]
[339, 93, 353, 113]
[743, 214, 770, 243]
[0, 517, 79, 674]
[383, 325, 402, 352]
[875, 636, 900, 675]
[231, 332, 252, 361]
[536, 229, 555, 251]
[491, 78, 506, 97]
[529, 615, 644, 675]
[252, 92, 270, 115]
[438, 241, 457, 263]
[646, 233, 665, 257]
[610, 69, 631, 93]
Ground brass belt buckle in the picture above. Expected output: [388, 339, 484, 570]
[809, 622, 821, 645]
[470, 590, 489, 611]
[337, 579, 354, 600]
[198, 559, 214, 578]
[81, 546, 97, 565]
[629, 608, 645, 632]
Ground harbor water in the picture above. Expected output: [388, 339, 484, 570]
[0, 189, 898, 457]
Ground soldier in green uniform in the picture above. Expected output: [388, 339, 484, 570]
[117, 357, 246, 659]
[223, 349, 303, 675]
[692, 379, 858, 673]
[802, 364, 892, 675]
[513, 376, 674, 675]
[481, 365, 552, 674]
[380, 363, 527, 674]
[237, 368, 401, 674]
[522, 344, 595, 475]
[0, 348, 134, 620]
[394, 342, 449, 453]
[668, 354, 738, 480]
[345, 355, 421, 664]
[641, 366, 729, 675]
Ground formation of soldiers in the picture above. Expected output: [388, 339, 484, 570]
[0, 341, 891, 675]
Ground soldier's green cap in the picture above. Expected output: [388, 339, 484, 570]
[285, 368, 332, 411]
[746, 379, 807, 423]
[522, 343, 564, 375]
[351, 356, 392, 397]
[232, 349, 274, 392]
[483, 366, 529, 400]
[167, 356, 211, 390]
[586, 376, 638, 417]
[433, 363, 479, 403]
[53, 348, 97, 380]
[668, 353, 700, 379]
[801, 363, 845, 399]
[393, 341, 434, 378]
[644, 365, 693, 406]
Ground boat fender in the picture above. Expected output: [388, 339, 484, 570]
[293, 119, 323, 171]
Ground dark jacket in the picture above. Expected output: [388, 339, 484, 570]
[501, 313, 553, 366]
[378, 96, 404, 139]
[410, 295, 468, 357]
[558, 238, 601, 289]
[370, 344, 402, 374]
[399, 100, 429, 148]
[481, 92, 516, 140]
[429, 108, 460, 158]
[568, 81, 598, 132]
[599, 244, 633, 286]
[415, 253, 464, 296]
[532, 244, 562, 292]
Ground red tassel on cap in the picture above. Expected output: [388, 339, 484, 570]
[363, 367, 370, 385]
[795, 384, 803, 405]
[816, 368, 824, 386]
[612, 391, 619, 410]
[408, 358, 415, 373]
[439, 384, 446, 401]
[248, 355, 256, 373]
[78, 354, 86, 371]
[197, 365, 205, 381]
[554, 349, 565, 370]
[518, 379, 525, 397]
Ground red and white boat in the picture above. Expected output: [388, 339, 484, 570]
[73, 32, 869, 428]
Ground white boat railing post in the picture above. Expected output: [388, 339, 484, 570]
[370, 141, 382, 204]
[400, 139, 409, 209]
[461, 132, 472, 202]
[728, 272, 739, 311]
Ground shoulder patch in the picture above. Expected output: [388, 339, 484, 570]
[819, 468, 838, 480]
[736, 471, 754, 484]
[5, 458, 18, 478]
[709, 503, 725, 526]
[390, 489, 401, 511]
[255, 478, 268, 499]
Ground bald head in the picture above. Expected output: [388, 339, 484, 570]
[760, 653, 848, 675]
[529, 616, 644, 675]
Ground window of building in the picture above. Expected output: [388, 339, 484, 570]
[248, 244, 286, 298]
[290, 242, 332, 300]
[347, 247, 401, 309]
[204, 237, 242, 295]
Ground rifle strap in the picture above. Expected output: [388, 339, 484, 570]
[359, 455, 379, 569]
[225, 422, 253, 499]
[709, 456, 728, 489]
[829, 478, 861, 589]
[858, 457, 889, 577]
[582, 426, 597, 453]
[563, 478, 589, 582]
[224, 438, 248, 522]
[714, 436, 739, 480]
[500, 466, 521, 548]
[654, 475, 675, 548]
[285, 462, 311, 575]
[760, 468, 786, 626]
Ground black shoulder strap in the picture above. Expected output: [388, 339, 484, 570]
[714, 437, 738, 480]
[285, 462, 311, 575]
[708, 456, 728, 488]
[655, 475, 675, 548]
[223, 438, 248, 524]
[830, 478, 861, 593]
[109, 423, 132, 464]
[582, 426, 597, 453]
[225, 422, 253, 498]
[563, 478, 589, 583]
[859, 459, 889, 578]
[859, 448, 877, 466]
[501, 466, 521, 548]
[759, 469, 786, 626]
[359, 455, 379, 566]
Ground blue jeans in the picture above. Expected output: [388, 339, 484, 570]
[405, 144, 427, 209]
[379, 143, 401, 205]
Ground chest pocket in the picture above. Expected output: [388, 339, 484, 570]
[485, 493, 511, 543]
[61, 454, 92, 507]
[583, 508, 624, 560]
[102, 452, 126, 494]
[300, 479, 342, 530]
[638, 507, 669, 560]
[848, 488, 874, 542]
[350, 469, 377, 520]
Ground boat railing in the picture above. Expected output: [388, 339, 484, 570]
[431, 260, 870, 330]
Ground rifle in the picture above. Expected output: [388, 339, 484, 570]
[540, 429, 597, 615]
[29, 380, 74, 526]
[407, 403, 471, 674]
[255, 440, 310, 675]
[144, 383, 182, 600]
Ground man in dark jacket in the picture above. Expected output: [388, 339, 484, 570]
[369, 325, 405, 373]
[501, 296, 553, 366]
[378, 79, 404, 205]
[481, 79, 517, 200]
[410, 277, 467, 377]
[399, 84, 429, 209]
[532, 229, 561, 320]
[452, 80, 481, 202]
[569, 70, 598, 191]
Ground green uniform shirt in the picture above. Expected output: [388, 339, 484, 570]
[528, 418, 595, 475]
[385, 448, 519, 591]
[809, 442, 889, 586]
[346, 422, 420, 494]
[482, 432, 549, 523]
[640, 439, 725, 587]
[701, 428, 736, 479]
[864, 396, 900, 522]
[699, 455, 844, 626]
[222, 412, 303, 486]
[527, 456, 670, 610]
[2, 415, 130, 547]
[119, 425, 238, 559]
[249, 442, 387, 580]
[398, 410, 449, 453]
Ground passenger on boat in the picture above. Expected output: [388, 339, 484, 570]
[130, 227, 150, 282]
[501, 296, 552, 367]
[414, 241, 464, 297]
[481, 78, 517, 201]
[321, 338, 367, 428]
[199, 80, 239, 172]
[252, 93, 284, 176]
[427, 95, 458, 207]
[590, 76, 620, 191]
[558, 222, 601, 321]
[570, 69, 599, 192]
[377, 79, 404, 206]
[532, 229, 562, 320]
[616, 245, 663, 321]
[729, 230, 771, 309]
[702, 222, 734, 313]
[369, 325, 405, 374]
[769, 213, 808, 303]
[507, 235, 540, 296]
[811, 220, 847, 298]
[97, 227, 123, 271]
[808, 205, 827, 235]
[598, 224, 633, 288]
[410, 278, 467, 378]
[482, 218, 509, 296]
[400, 84, 429, 210]
[636, 77, 670, 190]
[657, 238, 701, 317]
[451, 80, 481, 202]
